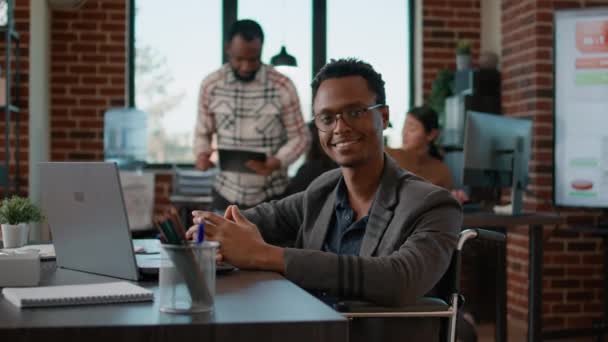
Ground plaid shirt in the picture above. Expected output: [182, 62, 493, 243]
[194, 64, 310, 206]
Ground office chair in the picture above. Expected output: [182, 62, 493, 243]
[335, 228, 505, 342]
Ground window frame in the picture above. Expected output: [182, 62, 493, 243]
[127, 0, 415, 168]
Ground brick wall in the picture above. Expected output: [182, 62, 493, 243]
[422, 0, 481, 98]
[50, 0, 126, 162]
[501, 0, 608, 332]
[507, 227, 604, 330]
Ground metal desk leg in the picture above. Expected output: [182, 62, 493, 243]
[529, 225, 543, 342]
[496, 226, 507, 342]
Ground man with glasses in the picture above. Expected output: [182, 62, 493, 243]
[188, 58, 462, 341]
[194, 19, 310, 211]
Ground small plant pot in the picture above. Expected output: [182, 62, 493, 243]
[456, 54, 471, 70]
[1, 223, 29, 248]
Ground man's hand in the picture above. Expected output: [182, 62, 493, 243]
[245, 156, 281, 176]
[186, 206, 285, 273]
[195, 152, 215, 171]
[451, 189, 469, 204]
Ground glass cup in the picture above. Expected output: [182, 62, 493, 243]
[159, 241, 219, 314]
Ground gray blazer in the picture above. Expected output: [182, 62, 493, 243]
[243, 155, 462, 306]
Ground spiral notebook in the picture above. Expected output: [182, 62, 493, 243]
[1, 281, 153, 308]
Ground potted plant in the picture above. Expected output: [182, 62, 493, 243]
[427, 68, 455, 129]
[0, 196, 43, 248]
[456, 39, 472, 70]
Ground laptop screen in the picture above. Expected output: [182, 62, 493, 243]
[40, 162, 140, 281]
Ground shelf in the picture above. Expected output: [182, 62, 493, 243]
[0, 105, 20, 113]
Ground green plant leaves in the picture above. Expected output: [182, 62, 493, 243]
[0, 196, 43, 225]
[427, 69, 455, 129]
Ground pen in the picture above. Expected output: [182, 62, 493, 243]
[197, 222, 205, 244]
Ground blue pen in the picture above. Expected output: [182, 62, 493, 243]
[197, 222, 205, 244]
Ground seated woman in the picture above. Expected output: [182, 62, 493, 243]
[387, 106, 453, 187]
[386, 106, 467, 202]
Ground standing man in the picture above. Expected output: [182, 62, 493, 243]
[188, 58, 462, 341]
[194, 19, 309, 211]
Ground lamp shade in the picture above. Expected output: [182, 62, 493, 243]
[270, 46, 297, 67]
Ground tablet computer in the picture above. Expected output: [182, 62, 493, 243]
[218, 148, 267, 173]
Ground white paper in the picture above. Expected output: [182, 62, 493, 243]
[119, 171, 155, 231]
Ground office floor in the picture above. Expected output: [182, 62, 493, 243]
[477, 323, 596, 342]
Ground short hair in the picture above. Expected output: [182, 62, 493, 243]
[311, 58, 386, 105]
[227, 19, 264, 43]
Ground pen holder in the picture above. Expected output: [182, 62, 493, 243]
[159, 241, 219, 314]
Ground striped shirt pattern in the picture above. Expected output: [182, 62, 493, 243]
[194, 64, 310, 206]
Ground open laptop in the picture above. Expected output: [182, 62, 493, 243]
[40, 163, 238, 281]
[40, 162, 166, 281]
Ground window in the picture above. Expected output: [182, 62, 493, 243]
[131, 0, 413, 164]
[238, 0, 313, 121]
[327, 0, 411, 148]
[134, 0, 222, 163]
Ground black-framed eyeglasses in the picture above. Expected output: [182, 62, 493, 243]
[313, 104, 385, 132]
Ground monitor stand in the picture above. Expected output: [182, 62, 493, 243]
[510, 137, 525, 216]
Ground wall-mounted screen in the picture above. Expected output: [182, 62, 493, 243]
[554, 8, 608, 208]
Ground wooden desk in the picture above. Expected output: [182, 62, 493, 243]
[0, 263, 347, 342]
[463, 212, 564, 342]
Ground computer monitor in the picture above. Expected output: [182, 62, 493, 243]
[462, 111, 533, 215]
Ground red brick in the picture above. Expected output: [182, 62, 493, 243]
[99, 88, 124, 96]
[565, 291, 594, 301]
[567, 241, 598, 252]
[551, 279, 580, 289]
[78, 55, 106, 65]
[71, 22, 98, 31]
[79, 121, 103, 130]
[582, 255, 603, 264]
[70, 87, 97, 96]
[79, 98, 108, 106]
[543, 316, 565, 329]
[51, 119, 77, 129]
[583, 303, 603, 313]
[552, 304, 581, 314]
[79, 141, 104, 150]
[100, 2, 124, 10]
[543, 291, 564, 302]
[543, 266, 564, 277]
[51, 140, 77, 150]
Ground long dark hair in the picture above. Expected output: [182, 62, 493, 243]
[407, 106, 443, 161]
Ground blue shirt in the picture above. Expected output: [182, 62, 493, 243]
[323, 178, 369, 255]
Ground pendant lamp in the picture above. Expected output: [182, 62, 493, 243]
[270, 46, 297, 67]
